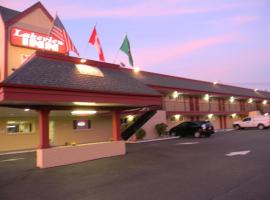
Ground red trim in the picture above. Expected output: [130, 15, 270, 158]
[189, 96, 194, 111]
[112, 110, 121, 141]
[223, 116, 227, 129]
[149, 85, 267, 101]
[167, 111, 247, 116]
[219, 116, 223, 129]
[1, 83, 161, 98]
[5, 2, 53, 26]
[1, 86, 162, 106]
[38, 109, 50, 149]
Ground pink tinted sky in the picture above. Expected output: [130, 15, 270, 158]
[2, 0, 270, 90]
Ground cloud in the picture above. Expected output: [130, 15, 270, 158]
[228, 15, 259, 25]
[134, 33, 240, 67]
[207, 15, 259, 27]
[1, 0, 241, 19]
[56, 3, 241, 19]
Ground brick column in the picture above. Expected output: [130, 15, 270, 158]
[38, 110, 50, 149]
[112, 110, 121, 141]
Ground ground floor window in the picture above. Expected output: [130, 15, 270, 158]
[6, 121, 33, 134]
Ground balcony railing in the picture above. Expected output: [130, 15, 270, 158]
[163, 100, 267, 113]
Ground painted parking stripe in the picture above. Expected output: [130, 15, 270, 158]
[0, 158, 25, 162]
[176, 142, 199, 145]
[226, 150, 251, 157]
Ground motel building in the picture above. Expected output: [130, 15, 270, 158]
[1, 2, 270, 168]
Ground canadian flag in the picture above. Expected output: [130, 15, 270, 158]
[89, 26, 105, 61]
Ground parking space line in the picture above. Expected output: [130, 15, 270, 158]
[175, 142, 199, 145]
[226, 150, 251, 157]
[0, 158, 25, 162]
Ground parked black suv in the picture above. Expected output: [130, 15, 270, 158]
[169, 121, 214, 138]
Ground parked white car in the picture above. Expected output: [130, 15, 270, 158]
[233, 116, 270, 130]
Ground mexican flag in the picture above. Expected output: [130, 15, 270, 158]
[120, 35, 134, 66]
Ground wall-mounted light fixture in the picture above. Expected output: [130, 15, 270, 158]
[204, 94, 210, 101]
[127, 115, 135, 122]
[231, 113, 237, 118]
[133, 67, 140, 73]
[174, 114, 181, 121]
[229, 96, 235, 103]
[208, 113, 213, 119]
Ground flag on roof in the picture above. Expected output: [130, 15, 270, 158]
[120, 35, 133, 66]
[89, 26, 105, 62]
[50, 14, 79, 56]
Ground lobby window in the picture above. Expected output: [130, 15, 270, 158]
[73, 120, 91, 130]
[6, 121, 33, 134]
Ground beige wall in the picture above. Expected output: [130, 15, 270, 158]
[209, 116, 221, 130]
[51, 116, 112, 146]
[0, 115, 113, 152]
[141, 110, 166, 140]
[0, 117, 39, 152]
[7, 7, 53, 75]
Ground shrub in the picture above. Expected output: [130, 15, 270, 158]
[136, 128, 146, 140]
[155, 123, 168, 136]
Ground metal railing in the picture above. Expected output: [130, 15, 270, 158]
[163, 100, 266, 113]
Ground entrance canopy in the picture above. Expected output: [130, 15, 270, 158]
[0, 51, 162, 110]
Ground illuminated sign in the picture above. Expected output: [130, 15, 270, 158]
[73, 120, 91, 130]
[10, 27, 66, 53]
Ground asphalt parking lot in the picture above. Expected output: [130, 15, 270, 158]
[1, 129, 270, 200]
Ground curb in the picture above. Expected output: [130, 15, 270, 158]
[126, 136, 179, 144]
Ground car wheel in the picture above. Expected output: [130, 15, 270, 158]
[234, 125, 241, 130]
[194, 131, 201, 138]
[258, 124, 265, 130]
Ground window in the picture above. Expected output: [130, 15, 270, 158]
[73, 120, 91, 130]
[243, 118, 251, 122]
[7, 121, 33, 134]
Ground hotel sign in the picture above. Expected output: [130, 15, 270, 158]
[10, 27, 66, 53]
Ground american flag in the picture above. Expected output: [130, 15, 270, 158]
[50, 15, 79, 56]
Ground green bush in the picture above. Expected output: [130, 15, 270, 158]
[155, 123, 168, 136]
[136, 128, 146, 140]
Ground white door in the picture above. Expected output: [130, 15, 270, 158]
[49, 121, 55, 146]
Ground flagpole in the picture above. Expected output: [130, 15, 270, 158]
[113, 49, 120, 64]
